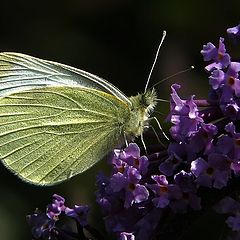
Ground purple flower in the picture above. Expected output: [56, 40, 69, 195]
[112, 143, 149, 175]
[119, 232, 135, 240]
[159, 152, 182, 176]
[215, 197, 240, 231]
[96, 173, 114, 214]
[215, 197, 240, 214]
[159, 141, 187, 176]
[201, 42, 218, 61]
[224, 101, 240, 120]
[201, 37, 231, 71]
[27, 210, 56, 239]
[167, 84, 203, 143]
[186, 123, 217, 161]
[209, 69, 225, 90]
[174, 170, 196, 193]
[226, 216, 240, 231]
[46, 194, 66, 220]
[191, 153, 230, 189]
[231, 161, 240, 175]
[170, 191, 201, 214]
[224, 62, 240, 98]
[106, 144, 150, 209]
[216, 122, 240, 162]
[28, 194, 94, 240]
[65, 205, 89, 227]
[147, 175, 170, 208]
[133, 208, 162, 240]
[208, 62, 240, 103]
[147, 175, 180, 208]
[170, 171, 201, 213]
[227, 24, 240, 40]
[110, 166, 149, 208]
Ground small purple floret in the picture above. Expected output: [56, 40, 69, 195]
[65, 205, 89, 227]
[191, 154, 230, 189]
[227, 24, 240, 40]
[201, 37, 231, 71]
[119, 232, 135, 240]
[46, 194, 66, 220]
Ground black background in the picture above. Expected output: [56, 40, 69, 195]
[0, 1, 239, 239]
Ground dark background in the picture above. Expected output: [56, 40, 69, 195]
[0, 1, 239, 239]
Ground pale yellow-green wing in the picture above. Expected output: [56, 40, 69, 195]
[0, 52, 131, 105]
[0, 86, 130, 185]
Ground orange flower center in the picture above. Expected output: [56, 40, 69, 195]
[160, 185, 168, 193]
[128, 183, 136, 191]
[206, 167, 214, 175]
[228, 76, 235, 86]
[235, 139, 240, 147]
[218, 52, 223, 61]
[134, 158, 139, 167]
[118, 165, 125, 173]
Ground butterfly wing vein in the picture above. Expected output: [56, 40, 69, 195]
[0, 52, 131, 106]
[0, 86, 130, 185]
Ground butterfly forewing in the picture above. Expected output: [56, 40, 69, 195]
[0, 52, 131, 105]
[0, 86, 130, 185]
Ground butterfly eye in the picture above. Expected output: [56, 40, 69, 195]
[141, 94, 151, 108]
[140, 95, 147, 107]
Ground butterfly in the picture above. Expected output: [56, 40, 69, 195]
[0, 52, 159, 185]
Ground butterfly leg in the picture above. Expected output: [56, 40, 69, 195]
[140, 133, 148, 155]
[148, 125, 166, 148]
[123, 131, 129, 147]
[149, 116, 169, 141]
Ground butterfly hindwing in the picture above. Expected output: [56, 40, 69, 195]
[0, 86, 130, 185]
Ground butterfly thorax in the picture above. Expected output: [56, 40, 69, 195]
[124, 88, 157, 140]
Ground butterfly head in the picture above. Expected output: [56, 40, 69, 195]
[129, 88, 157, 114]
[140, 88, 158, 114]
[125, 88, 157, 139]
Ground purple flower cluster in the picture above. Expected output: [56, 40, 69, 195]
[29, 24, 240, 240]
[96, 144, 154, 239]
[27, 194, 94, 240]
[96, 143, 201, 239]
[95, 24, 240, 239]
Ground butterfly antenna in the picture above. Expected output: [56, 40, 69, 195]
[144, 30, 167, 93]
[149, 65, 194, 90]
